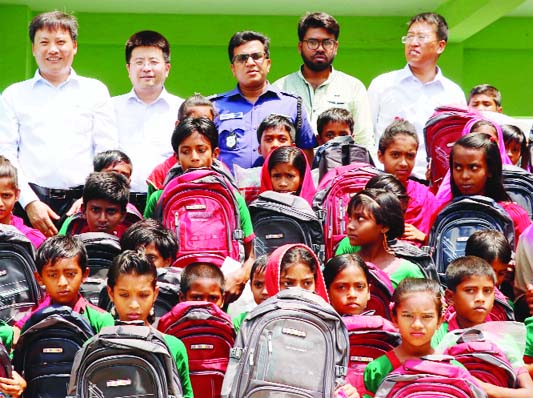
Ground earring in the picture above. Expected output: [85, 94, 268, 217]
[382, 233, 392, 254]
[110, 305, 117, 318]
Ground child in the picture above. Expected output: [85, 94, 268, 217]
[121, 218, 177, 268]
[316, 108, 354, 146]
[435, 256, 533, 398]
[179, 262, 225, 308]
[14, 235, 114, 333]
[336, 188, 424, 287]
[144, 117, 255, 302]
[502, 124, 530, 170]
[363, 278, 445, 395]
[147, 94, 217, 195]
[377, 119, 437, 244]
[260, 146, 316, 206]
[59, 171, 131, 237]
[435, 133, 531, 243]
[0, 156, 45, 247]
[106, 250, 193, 398]
[468, 84, 503, 113]
[253, 114, 296, 167]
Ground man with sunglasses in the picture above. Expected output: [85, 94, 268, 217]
[210, 31, 316, 171]
[274, 12, 375, 154]
[368, 12, 466, 180]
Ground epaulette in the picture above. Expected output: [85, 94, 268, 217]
[278, 90, 302, 101]
[208, 93, 226, 102]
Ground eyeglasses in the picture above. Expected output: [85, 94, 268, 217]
[130, 59, 164, 68]
[401, 34, 437, 44]
[302, 38, 337, 51]
[232, 52, 267, 65]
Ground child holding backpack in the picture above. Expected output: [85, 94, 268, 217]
[106, 250, 194, 398]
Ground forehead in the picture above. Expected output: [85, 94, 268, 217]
[34, 27, 73, 41]
[470, 93, 497, 103]
[233, 40, 265, 55]
[452, 146, 485, 162]
[457, 274, 495, 287]
[302, 27, 335, 39]
[322, 121, 351, 130]
[407, 21, 437, 34]
[130, 45, 165, 59]
[189, 278, 222, 292]
[115, 272, 155, 289]
[180, 131, 212, 147]
[186, 105, 214, 119]
[85, 199, 122, 209]
[263, 126, 291, 136]
[43, 256, 81, 271]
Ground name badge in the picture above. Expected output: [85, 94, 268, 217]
[219, 112, 244, 121]
[226, 132, 237, 150]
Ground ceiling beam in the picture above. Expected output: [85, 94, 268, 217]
[437, 0, 527, 42]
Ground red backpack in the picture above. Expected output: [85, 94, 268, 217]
[365, 262, 394, 320]
[157, 168, 244, 268]
[158, 301, 236, 398]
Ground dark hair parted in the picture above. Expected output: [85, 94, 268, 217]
[365, 173, 409, 212]
[267, 146, 307, 194]
[468, 84, 502, 107]
[465, 230, 512, 265]
[501, 124, 529, 170]
[323, 253, 370, 290]
[280, 245, 319, 277]
[171, 117, 219, 155]
[446, 256, 497, 292]
[177, 94, 216, 121]
[180, 262, 225, 296]
[316, 108, 354, 136]
[35, 234, 88, 274]
[408, 12, 448, 42]
[228, 31, 270, 62]
[378, 118, 419, 154]
[93, 150, 132, 173]
[392, 277, 443, 316]
[250, 254, 268, 282]
[121, 219, 178, 262]
[0, 156, 18, 189]
[29, 11, 78, 42]
[256, 114, 296, 144]
[125, 30, 170, 63]
[298, 12, 340, 41]
[82, 171, 130, 212]
[107, 250, 157, 290]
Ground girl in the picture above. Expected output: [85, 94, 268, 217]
[436, 133, 531, 243]
[0, 156, 45, 247]
[363, 278, 445, 395]
[337, 188, 423, 287]
[502, 124, 530, 170]
[260, 146, 316, 206]
[377, 119, 437, 244]
[106, 250, 194, 398]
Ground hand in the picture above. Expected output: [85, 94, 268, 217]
[224, 266, 248, 305]
[334, 383, 359, 398]
[0, 371, 27, 398]
[66, 197, 83, 216]
[26, 200, 59, 237]
[402, 223, 426, 243]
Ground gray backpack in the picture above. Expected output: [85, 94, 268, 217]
[221, 288, 349, 398]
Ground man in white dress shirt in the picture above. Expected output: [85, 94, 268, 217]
[112, 30, 183, 213]
[368, 12, 466, 180]
[0, 11, 117, 236]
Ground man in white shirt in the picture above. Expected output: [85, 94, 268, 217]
[112, 30, 183, 213]
[274, 12, 375, 153]
[0, 11, 117, 236]
[368, 12, 466, 179]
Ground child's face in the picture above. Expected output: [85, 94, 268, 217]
[280, 262, 316, 292]
[183, 277, 224, 308]
[318, 121, 351, 145]
[250, 270, 268, 305]
[469, 94, 501, 113]
[491, 257, 509, 286]
[451, 146, 490, 196]
[36, 256, 88, 308]
[143, 242, 172, 268]
[347, 206, 385, 248]
[393, 292, 441, 353]
[506, 140, 522, 166]
[258, 126, 293, 157]
[82, 199, 126, 235]
[447, 275, 495, 329]
[472, 124, 498, 142]
[377, 134, 418, 184]
[185, 105, 215, 121]
[270, 163, 301, 194]
[108, 272, 159, 324]
[0, 177, 19, 224]
[328, 264, 370, 316]
[178, 131, 219, 171]
[102, 162, 132, 184]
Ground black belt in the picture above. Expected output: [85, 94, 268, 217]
[29, 183, 84, 200]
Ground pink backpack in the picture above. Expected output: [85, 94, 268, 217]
[365, 262, 394, 320]
[342, 315, 400, 395]
[312, 163, 382, 260]
[158, 301, 236, 398]
[157, 168, 244, 268]
[375, 355, 487, 398]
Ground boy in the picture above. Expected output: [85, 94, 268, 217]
[59, 171, 131, 237]
[468, 84, 503, 113]
[14, 235, 114, 333]
[121, 218, 177, 268]
[316, 107, 354, 145]
[252, 114, 296, 167]
[180, 262, 225, 308]
[145, 117, 255, 302]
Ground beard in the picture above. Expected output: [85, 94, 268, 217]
[302, 52, 335, 72]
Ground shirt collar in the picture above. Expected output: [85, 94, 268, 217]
[297, 65, 336, 86]
[127, 86, 172, 105]
[42, 293, 88, 314]
[32, 68, 78, 88]
[400, 64, 444, 84]
[227, 82, 281, 101]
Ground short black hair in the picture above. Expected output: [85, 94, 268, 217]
[177, 94, 216, 121]
[29, 10, 78, 43]
[35, 235, 88, 274]
[93, 150, 132, 172]
[468, 84, 502, 107]
[408, 12, 448, 42]
[180, 262, 225, 295]
[256, 114, 296, 143]
[446, 256, 497, 292]
[316, 108, 354, 136]
[125, 30, 170, 63]
[465, 230, 512, 264]
[107, 250, 157, 289]
[121, 219, 177, 262]
[82, 171, 130, 212]
[298, 12, 340, 41]
[171, 117, 219, 155]
[228, 31, 270, 62]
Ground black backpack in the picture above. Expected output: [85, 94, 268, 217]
[389, 239, 440, 283]
[249, 191, 325, 261]
[0, 224, 43, 325]
[502, 164, 533, 221]
[13, 305, 95, 398]
[67, 324, 184, 398]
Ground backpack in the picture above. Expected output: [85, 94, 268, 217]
[78, 232, 121, 306]
[423, 106, 478, 192]
[221, 288, 349, 398]
[443, 329, 517, 388]
[313, 163, 382, 260]
[13, 305, 96, 398]
[158, 301, 236, 398]
[389, 239, 440, 282]
[0, 342, 11, 379]
[365, 262, 395, 320]
[375, 355, 487, 398]
[158, 168, 244, 268]
[312, 135, 375, 182]
[249, 191, 325, 261]
[428, 195, 515, 283]
[502, 164, 533, 221]
[67, 324, 183, 398]
[0, 224, 43, 325]
[342, 315, 400, 394]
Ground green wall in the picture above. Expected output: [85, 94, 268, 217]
[1, 4, 532, 116]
